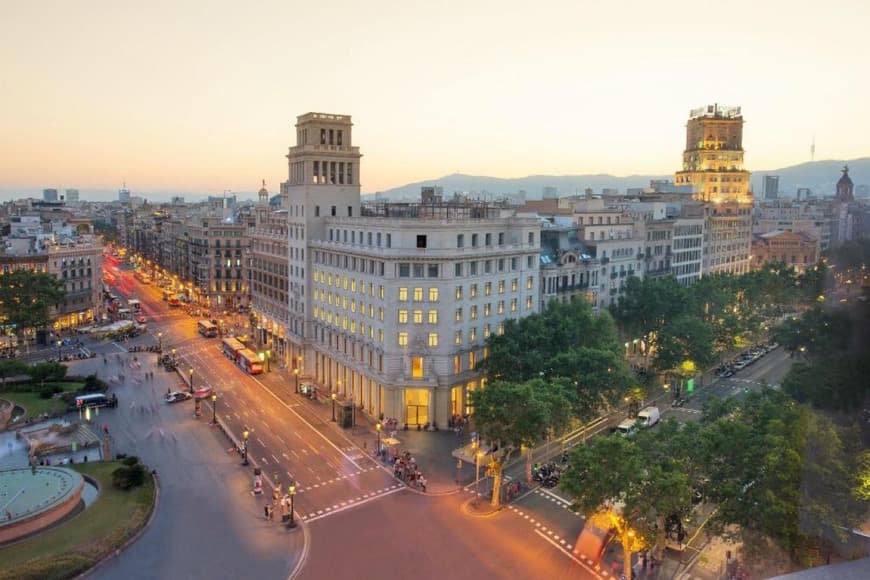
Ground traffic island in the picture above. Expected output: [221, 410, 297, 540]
[461, 494, 502, 518]
[0, 460, 156, 580]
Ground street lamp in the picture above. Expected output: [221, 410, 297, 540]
[57, 340, 63, 361]
[376, 422, 382, 453]
[266, 349, 271, 372]
[242, 429, 250, 466]
[475, 448, 485, 497]
[188, 368, 194, 393]
[294, 368, 300, 394]
[211, 393, 217, 425]
[157, 332, 163, 351]
[331, 392, 337, 422]
[287, 483, 297, 528]
[171, 348, 177, 365]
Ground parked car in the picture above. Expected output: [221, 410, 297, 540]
[165, 391, 192, 404]
[136, 315, 147, 324]
[637, 406, 660, 428]
[615, 418, 639, 438]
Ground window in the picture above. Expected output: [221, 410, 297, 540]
[484, 303, 491, 317]
[427, 264, 439, 278]
[398, 332, 408, 346]
[428, 310, 438, 324]
[469, 351, 477, 368]
[428, 288, 439, 301]
[398, 288, 408, 301]
[457, 234, 464, 248]
[331, 206, 336, 216]
[484, 324, 491, 339]
[413, 263, 425, 277]
[470, 305, 478, 320]
[471, 233, 478, 247]
[413, 287, 423, 301]
[470, 262, 478, 275]
[470, 284, 478, 298]
[526, 276, 534, 290]
[455, 286, 463, 300]
[485, 233, 492, 246]
[454, 330, 462, 345]
[454, 355, 461, 374]
[411, 357, 423, 378]
[454, 263, 462, 277]
[417, 235, 427, 248]
[455, 308, 463, 322]
[484, 282, 492, 296]
[528, 232, 535, 245]
[497, 300, 504, 314]
[498, 232, 505, 245]
[428, 333, 439, 347]
[484, 261, 492, 274]
[398, 310, 408, 323]
[498, 280, 505, 294]
[511, 298, 518, 312]
[413, 310, 423, 324]
[511, 278, 518, 292]
[399, 264, 410, 277]
[386, 234, 391, 248]
[315, 206, 320, 217]
[525, 296, 533, 310]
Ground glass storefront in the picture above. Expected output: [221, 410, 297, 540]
[405, 388, 429, 426]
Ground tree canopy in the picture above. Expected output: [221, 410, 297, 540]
[0, 270, 65, 334]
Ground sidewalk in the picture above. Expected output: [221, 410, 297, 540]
[254, 367, 474, 494]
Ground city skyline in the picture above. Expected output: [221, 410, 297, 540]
[2, 0, 869, 198]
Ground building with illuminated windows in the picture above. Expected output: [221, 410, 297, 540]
[675, 104, 753, 275]
[252, 113, 541, 427]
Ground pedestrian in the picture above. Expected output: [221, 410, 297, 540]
[264, 504, 271, 520]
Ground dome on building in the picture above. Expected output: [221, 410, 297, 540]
[835, 165, 854, 203]
[257, 179, 269, 203]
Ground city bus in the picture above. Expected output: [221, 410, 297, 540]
[197, 320, 218, 338]
[221, 337, 245, 360]
[236, 348, 264, 375]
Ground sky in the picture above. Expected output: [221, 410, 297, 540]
[2, 0, 868, 200]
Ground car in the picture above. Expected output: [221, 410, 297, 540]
[164, 391, 192, 404]
[136, 315, 147, 324]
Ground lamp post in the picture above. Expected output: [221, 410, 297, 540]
[188, 368, 194, 393]
[475, 448, 485, 497]
[171, 348, 177, 367]
[376, 422, 382, 453]
[157, 332, 163, 352]
[294, 368, 300, 394]
[211, 393, 217, 425]
[331, 392, 337, 422]
[57, 340, 63, 361]
[266, 349, 271, 372]
[242, 429, 250, 466]
[287, 482, 297, 528]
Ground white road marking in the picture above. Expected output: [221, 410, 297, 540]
[303, 487, 406, 524]
[534, 529, 604, 578]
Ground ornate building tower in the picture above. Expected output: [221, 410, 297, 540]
[675, 105, 754, 276]
[835, 165, 854, 203]
[282, 113, 362, 369]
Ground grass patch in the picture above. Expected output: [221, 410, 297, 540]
[0, 461, 156, 580]
[0, 383, 82, 419]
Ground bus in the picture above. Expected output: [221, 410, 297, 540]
[197, 320, 218, 338]
[221, 337, 245, 360]
[236, 348, 264, 375]
[73, 393, 118, 410]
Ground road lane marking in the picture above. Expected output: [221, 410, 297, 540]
[271, 454, 280, 463]
[249, 374, 364, 470]
[534, 529, 604, 578]
[302, 487, 405, 524]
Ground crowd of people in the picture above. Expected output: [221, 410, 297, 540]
[388, 450, 427, 492]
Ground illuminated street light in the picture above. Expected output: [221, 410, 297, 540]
[376, 422, 382, 452]
[242, 429, 250, 466]
[211, 393, 217, 425]
[188, 368, 194, 393]
[294, 368, 300, 394]
[157, 332, 163, 351]
[331, 392, 337, 422]
[287, 483, 297, 529]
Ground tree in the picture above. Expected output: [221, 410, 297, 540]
[470, 379, 566, 505]
[652, 315, 715, 373]
[0, 270, 65, 341]
[549, 347, 632, 419]
[613, 276, 689, 346]
[0, 359, 28, 386]
[774, 307, 851, 359]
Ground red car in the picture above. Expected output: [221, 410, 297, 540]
[136, 315, 147, 324]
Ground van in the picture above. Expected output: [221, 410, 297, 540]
[616, 418, 638, 437]
[73, 393, 118, 410]
[637, 406, 660, 428]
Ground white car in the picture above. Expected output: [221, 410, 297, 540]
[164, 391, 192, 404]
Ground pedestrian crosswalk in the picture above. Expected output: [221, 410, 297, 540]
[299, 484, 404, 522]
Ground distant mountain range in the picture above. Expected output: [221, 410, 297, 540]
[367, 158, 870, 201]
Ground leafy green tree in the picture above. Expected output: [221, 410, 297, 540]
[27, 361, 67, 383]
[613, 277, 689, 342]
[774, 307, 851, 359]
[549, 347, 632, 419]
[782, 355, 870, 413]
[0, 359, 28, 386]
[652, 315, 715, 372]
[0, 270, 65, 340]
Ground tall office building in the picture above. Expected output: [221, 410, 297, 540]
[675, 105, 753, 275]
[118, 184, 131, 203]
[43, 188, 58, 202]
[64, 188, 79, 202]
[251, 113, 540, 425]
[762, 176, 779, 200]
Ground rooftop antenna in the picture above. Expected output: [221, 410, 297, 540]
[811, 134, 815, 162]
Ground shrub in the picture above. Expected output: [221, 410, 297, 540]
[28, 362, 67, 382]
[111, 464, 146, 490]
[37, 384, 62, 399]
[82, 374, 106, 392]
[121, 455, 140, 467]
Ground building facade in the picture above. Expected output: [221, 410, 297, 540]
[751, 230, 819, 273]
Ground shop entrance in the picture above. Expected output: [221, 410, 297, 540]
[405, 388, 429, 426]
